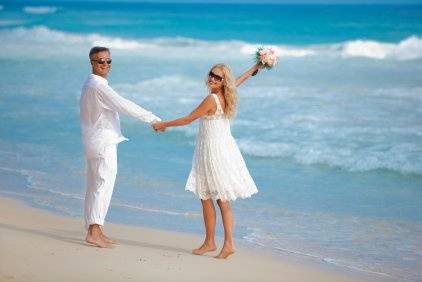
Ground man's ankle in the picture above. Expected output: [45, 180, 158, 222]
[88, 224, 102, 236]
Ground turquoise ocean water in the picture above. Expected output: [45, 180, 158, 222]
[1, 2, 422, 281]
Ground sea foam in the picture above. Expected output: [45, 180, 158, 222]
[2, 26, 421, 60]
[23, 6, 58, 14]
[341, 36, 422, 60]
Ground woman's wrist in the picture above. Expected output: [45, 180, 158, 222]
[251, 66, 259, 76]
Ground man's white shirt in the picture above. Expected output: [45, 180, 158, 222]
[80, 74, 160, 159]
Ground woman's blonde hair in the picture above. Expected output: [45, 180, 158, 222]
[207, 64, 237, 119]
[207, 64, 237, 118]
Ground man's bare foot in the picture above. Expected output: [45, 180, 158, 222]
[101, 233, 118, 244]
[85, 234, 111, 248]
[215, 247, 235, 259]
[192, 243, 217, 255]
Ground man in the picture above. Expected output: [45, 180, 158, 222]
[80, 46, 161, 248]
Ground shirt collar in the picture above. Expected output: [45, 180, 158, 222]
[90, 73, 108, 85]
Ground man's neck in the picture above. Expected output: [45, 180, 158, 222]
[92, 72, 108, 80]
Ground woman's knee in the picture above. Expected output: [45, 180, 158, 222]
[217, 199, 231, 210]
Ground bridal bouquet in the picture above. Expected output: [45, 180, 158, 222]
[255, 46, 278, 69]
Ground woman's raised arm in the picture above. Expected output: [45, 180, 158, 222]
[235, 63, 263, 87]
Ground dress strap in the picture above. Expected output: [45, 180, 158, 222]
[211, 93, 223, 115]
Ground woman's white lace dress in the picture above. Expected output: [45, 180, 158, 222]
[185, 94, 258, 201]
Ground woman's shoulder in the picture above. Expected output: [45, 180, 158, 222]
[203, 93, 217, 104]
[210, 93, 225, 109]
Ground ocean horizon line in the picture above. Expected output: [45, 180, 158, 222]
[2, 0, 422, 5]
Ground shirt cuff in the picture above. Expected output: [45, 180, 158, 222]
[150, 117, 161, 124]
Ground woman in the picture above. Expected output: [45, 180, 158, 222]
[153, 62, 263, 259]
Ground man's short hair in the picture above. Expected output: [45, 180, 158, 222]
[89, 46, 110, 59]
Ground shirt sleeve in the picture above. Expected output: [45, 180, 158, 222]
[96, 83, 161, 124]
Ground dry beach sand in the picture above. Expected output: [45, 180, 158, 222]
[0, 196, 389, 282]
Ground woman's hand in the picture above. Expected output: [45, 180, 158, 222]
[251, 62, 264, 76]
[152, 121, 166, 132]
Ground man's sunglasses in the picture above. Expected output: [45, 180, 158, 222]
[92, 58, 112, 65]
[209, 71, 223, 82]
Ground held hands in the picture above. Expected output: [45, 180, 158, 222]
[152, 121, 166, 132]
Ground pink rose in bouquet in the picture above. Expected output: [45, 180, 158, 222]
[256, 46, 278, 69]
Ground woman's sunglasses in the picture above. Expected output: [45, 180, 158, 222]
[92, 58, 112, 65]
[209, 71, 223, 82]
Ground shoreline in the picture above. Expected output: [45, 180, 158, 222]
[0, 195, 390, 282]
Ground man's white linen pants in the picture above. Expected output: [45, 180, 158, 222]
[84, 144, 117, 230]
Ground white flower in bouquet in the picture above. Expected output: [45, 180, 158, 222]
[256, 46, 279, 69]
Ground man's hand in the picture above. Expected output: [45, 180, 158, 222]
[152, 121, 166, 132]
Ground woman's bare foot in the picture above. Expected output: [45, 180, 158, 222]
[192, 242, 217, 255]
[215, 246, 235, 259]
[85, 234, 111, 248]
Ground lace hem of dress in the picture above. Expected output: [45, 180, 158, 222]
[185, 184, 258, 202]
